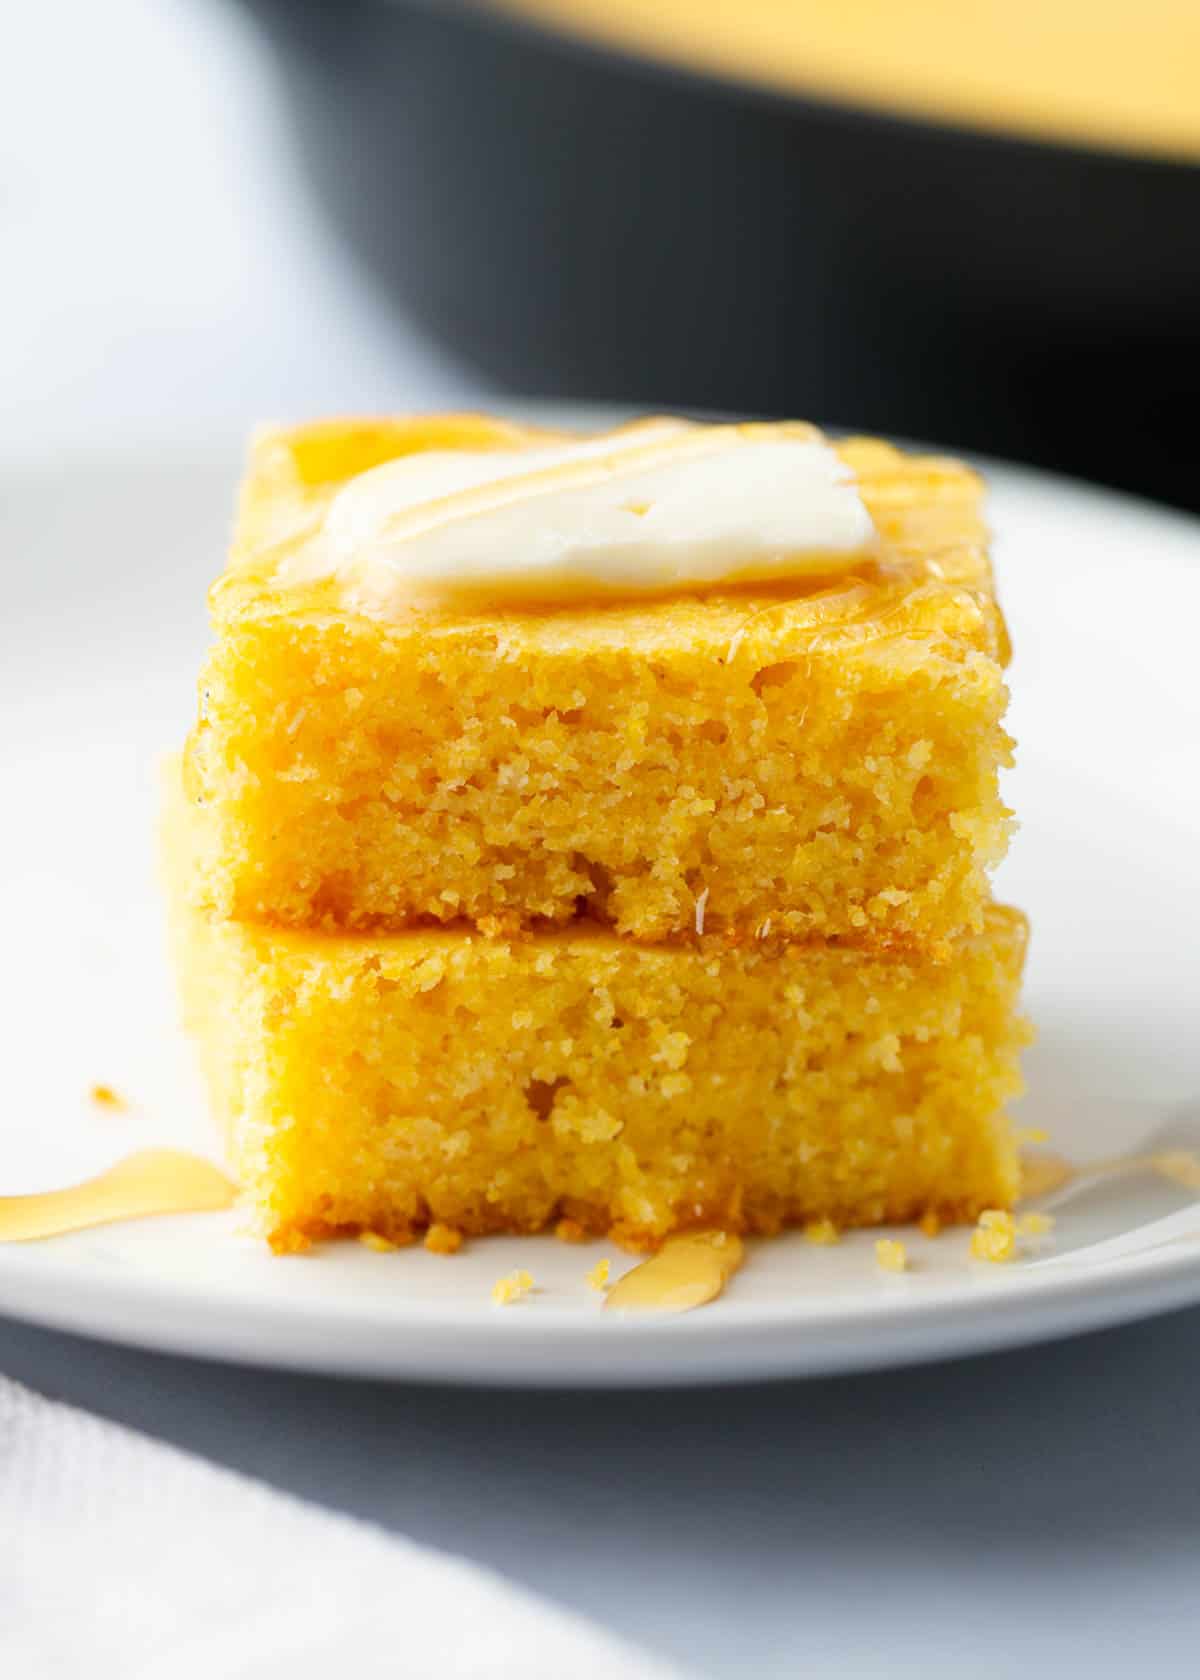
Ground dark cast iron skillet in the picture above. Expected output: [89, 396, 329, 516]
[232, 0, 1200, 510]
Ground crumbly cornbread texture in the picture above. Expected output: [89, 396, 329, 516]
[167, 780, 1029, 1250]
[183, 416, 1013, 951]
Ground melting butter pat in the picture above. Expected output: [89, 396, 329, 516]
[282, 419, 878, 608]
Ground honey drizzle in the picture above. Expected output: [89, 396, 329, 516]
[0, 1150, 236, 1243]
[1020, 1148, 1200, 1203]
[604, 1230, 744, 1314]
[1018, 1152, 1077, 1199]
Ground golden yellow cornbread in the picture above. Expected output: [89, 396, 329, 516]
[167, 767, 1029, 1250]
[182, 415, 1014, 951]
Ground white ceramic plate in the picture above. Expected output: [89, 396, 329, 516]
[2, 417, 1199, 1386]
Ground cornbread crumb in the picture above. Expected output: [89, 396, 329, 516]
[492, 1269, 535, 1306]
[268, 1227, 313, 1256]
[804, 1218, 841, 1246]
[1017, 1212, 1055, 1238]
[586, 1258, 612, 1291]
[875, 1238, 908, 1273]
[424, 1222, 464, 1256]
[555, 1217, 587, 1244]
[359, 1230, 398, 1253]
[971, 1208, 1017, 1263]
[89, 1083, 126, 1111]
[919, 1210, 942, 1239]
[1014, 1127, 1050, 1146]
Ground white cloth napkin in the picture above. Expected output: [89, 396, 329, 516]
[0, 1375, 686, 1680]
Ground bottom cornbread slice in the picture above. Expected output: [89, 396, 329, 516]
[172, 897, 1030, 1251]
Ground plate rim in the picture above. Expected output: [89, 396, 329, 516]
[3, 421, 1200, 1387]
[3, 1215, 1200, 1387]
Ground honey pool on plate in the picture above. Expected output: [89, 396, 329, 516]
[0, 1151, 235, 1243]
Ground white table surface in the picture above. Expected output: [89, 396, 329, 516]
[6, 3, 1200, 1675]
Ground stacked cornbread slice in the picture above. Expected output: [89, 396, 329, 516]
[169, 414, 1029, 1250]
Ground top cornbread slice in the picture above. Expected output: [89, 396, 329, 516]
[183, 415, 1013, 948]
